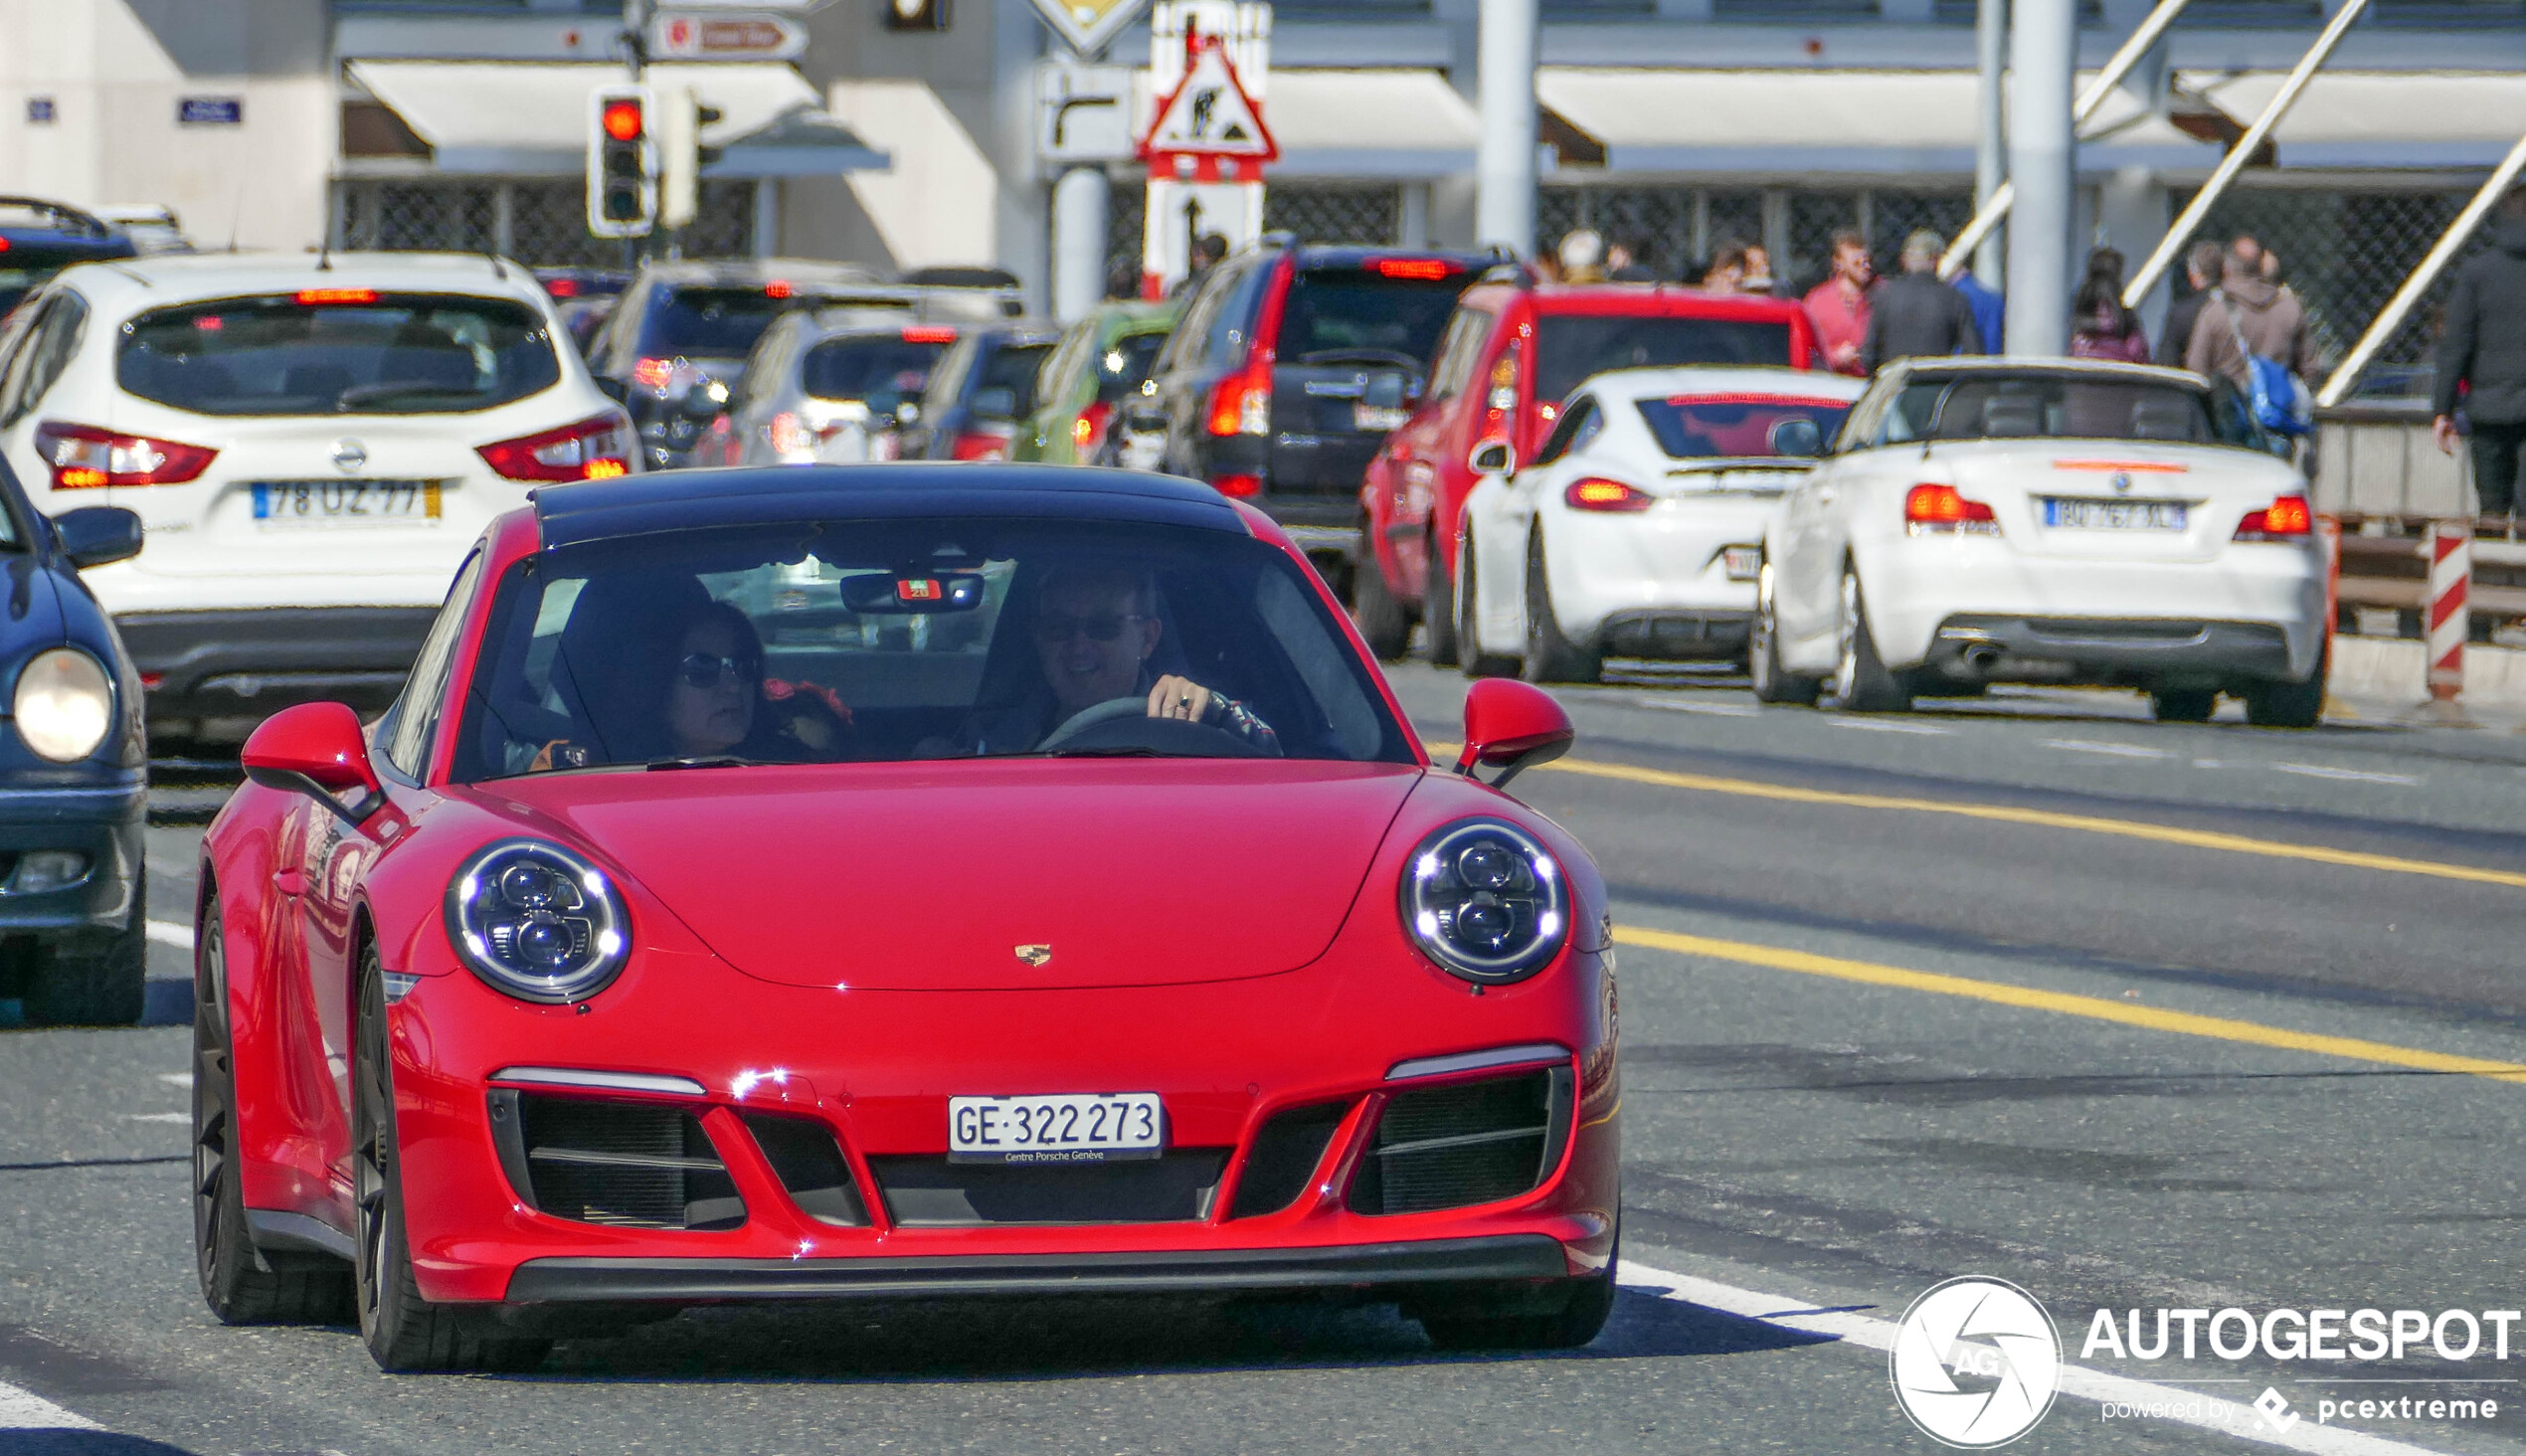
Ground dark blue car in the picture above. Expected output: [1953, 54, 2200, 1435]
[0, 196, 136, 318]
[0, 455, 148, 1025]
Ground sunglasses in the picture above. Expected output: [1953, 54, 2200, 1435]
[1032, 612, 1149, 644]
[677, 651, 759, 690]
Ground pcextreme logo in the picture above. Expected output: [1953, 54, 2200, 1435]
[1892, 1277, 2064, 1447]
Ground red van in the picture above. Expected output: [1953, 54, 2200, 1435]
[1354, 280, 1817, 662]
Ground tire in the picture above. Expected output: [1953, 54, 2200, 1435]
[1416, 1256, 1618, 1352]
[23, 867, 147, 1027]
[2246, 643, 2327, 729]
[2150, 688, 2218, 724]
[194, 898, 355, 1326]
[1351, 532, 1413, 662]
[354, 941, 550, 1373]
[1748, 564, 1820, 706]
[1520, 533, 1601, 685]
[1819, 570, 1911, 714]
[1423, 530, 1461, 668]
[1456, 536, 1521, 679]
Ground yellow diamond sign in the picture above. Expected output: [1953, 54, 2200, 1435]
[1028, 0, 1153, 57]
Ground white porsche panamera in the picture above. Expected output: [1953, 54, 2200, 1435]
[1456, 367, 1868, 683]
[1749, 357, 2328, 725]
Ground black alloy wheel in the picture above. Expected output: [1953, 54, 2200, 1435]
[1424, 528, 1461, 667]
[1748, 563, 1819, 706]
[194, 897, 354, 1324]
[1521, 533, 1602, 685]
[2151, 688, 2218, 723]
[353, 940, 550, 1373]
[1351, 527, 1413, 661]
[1456, 532, 1520, 679]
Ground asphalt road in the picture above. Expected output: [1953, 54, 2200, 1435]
[9, 667, 2526, 1455]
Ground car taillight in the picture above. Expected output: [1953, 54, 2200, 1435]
[1904, 482, 1999, 535]
[902, 326, 958, 344]
[1563, 477, 1653, 512]
[1375, 259, 1454, 280]
[951, 428, 1012, 462]
[1210, 472, 1263, 497]
[632, 357, 675, 392]
[2236, 493, 2312, 540]
[1074, 400, 1115, 455]
[477, 413, 634, 482]
[34, 421, 216, 489]
[1205, 365, 1271, 437]
[768, 412, 811, 456]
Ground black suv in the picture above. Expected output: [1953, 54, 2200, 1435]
[582, 260, 908, 468]
[1121, 237, 1489, 585]
[0, 198, 136, 317]
[898, 323, 1063, 461]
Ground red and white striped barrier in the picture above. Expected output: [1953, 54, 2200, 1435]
[2428, 518, 2470, 705]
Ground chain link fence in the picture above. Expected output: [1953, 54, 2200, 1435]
[336, 179, 757, 268]
[1263, 184, 1401, 246]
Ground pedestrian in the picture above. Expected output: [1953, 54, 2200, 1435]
[1741, 244, 1776, 296]
[1701, 240, 1752, 294]
[2185, 243, 2316, 392]
[1859, 230, 1979, 375]
[1803, 230, 1874, 376]
[1951, 267, 2005, 354]
[2069, 246, 2150, 362]
[1557, 229, 1607, 284]
[1105, 260, 1144, 301]
[1171, 232, 1229, 297]
[1606, 234, 1658, 282]
[2432, 186, 2526, 520]
[2155, 240, 2226, 369]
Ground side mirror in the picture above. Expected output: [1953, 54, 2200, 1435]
[1454, 678, 1572, 791]
[678, 381, 730, 422]
[1769, 418, 1825, 458]
[592, 376, 630, 404]
[53, 507, 142, 569]
[242, 702, 383, 824]
[1468, 439, 1515, 476]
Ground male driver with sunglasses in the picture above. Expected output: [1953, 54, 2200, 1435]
[948, 563, 1278, 755]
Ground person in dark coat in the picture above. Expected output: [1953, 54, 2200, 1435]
[1859, 230, 1979, 375]
[2434, 189, 2526, 517]
[2155, 241, 2226, 370]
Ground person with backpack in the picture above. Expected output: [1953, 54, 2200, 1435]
[2070, 247, 2149, 362]
[2185, 245, 2315, 393]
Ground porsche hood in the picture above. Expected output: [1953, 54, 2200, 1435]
[477, 760, 1425, 991]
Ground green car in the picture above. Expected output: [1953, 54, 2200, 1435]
[1011, 299, 1179, 466]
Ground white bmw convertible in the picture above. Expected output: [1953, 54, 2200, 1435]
[1750, 357, 2327, 725]
[1457, 367, 1868, 683]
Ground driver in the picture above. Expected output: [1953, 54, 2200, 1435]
[954, 563, 1277, 754]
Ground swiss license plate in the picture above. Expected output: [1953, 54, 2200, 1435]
[2044, 497, 2185, 531]
[948, 1092, 1164, 1164]
[1354, 404, 1412, 433]
[1722, 546, 1762, 581]
[250, 479, 443, 526]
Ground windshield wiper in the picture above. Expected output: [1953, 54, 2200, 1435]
[335, 380, 480, 411]
[1034, 745, 1168, 758]
[645, 754, 762, 771]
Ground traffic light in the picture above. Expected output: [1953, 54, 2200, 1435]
[587, 85, 656, 239]
[657, 88, 725, 233]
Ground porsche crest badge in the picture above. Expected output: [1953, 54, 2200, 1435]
[1014, 944, 1053, 967]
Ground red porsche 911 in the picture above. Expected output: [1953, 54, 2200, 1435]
[191, 464, 1618, 1371]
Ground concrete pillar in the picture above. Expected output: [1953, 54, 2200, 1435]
[755, 181, 780, 259]
[2004, 0, 2075, 355]
[1429, 174, 1480, 249]
[1974, 0, 2008, 287]
[1051, 167, 1110, 321]
[1475, 0, 1537, 256]
[1399, 181, 1432, 247]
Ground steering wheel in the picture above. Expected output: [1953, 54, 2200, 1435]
[1036, 697, 1152, 751]
[1034, 697, 1268, 757]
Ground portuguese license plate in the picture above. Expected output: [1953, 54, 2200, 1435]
[250, 479, 443, 526]
[948, 1092, 1164, 1164]
[2044, 497, 2185, 531]
[1722, 546, 1763, 581]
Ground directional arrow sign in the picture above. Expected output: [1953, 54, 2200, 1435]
[649, 12, 808, 59]
[1139, 36, 1275, 162]
[1026, 0, 1155, 60]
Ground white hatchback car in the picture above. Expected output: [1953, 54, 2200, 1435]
[1457, 366, 1867, 683]
[0, 252, 632, 739]
[1752, 357, 2326, 725]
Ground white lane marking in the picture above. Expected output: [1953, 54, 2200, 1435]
[2044, 738, 2174, 760]
[2272, 763, 2422, 787]
[1618, 1260, 2445, 1455]
[145, 920, 195, 950]
[2195, 758, 2228, 768]
[158, 1073, 193, 1090]
[1825, 719, 1949, 735]
[0, 1378, 101, 1430]
[1634, 697, 1762, 718]
[124, 1113, 189, 1124]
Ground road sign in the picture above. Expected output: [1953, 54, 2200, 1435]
[1027, 0, 1154, 58]
[1038, 63, 1135, 163]
[648, 12, 807, 59]
[1139, 35, 1275, 165]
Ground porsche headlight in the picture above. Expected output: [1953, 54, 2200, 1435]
[1399, 819, 1568, 984]
[13, 648, 113, 763]
[446, 839, 629, 1003]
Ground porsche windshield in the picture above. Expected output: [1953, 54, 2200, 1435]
[451, 519, 1414, 779]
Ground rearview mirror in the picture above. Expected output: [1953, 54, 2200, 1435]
[1455, 678, 1573, 791]
[1468, 439, 1515, 476]
[242, 702, 382, 824]
[1769, 418, 1825, 458]
[53, 507, 142, 569]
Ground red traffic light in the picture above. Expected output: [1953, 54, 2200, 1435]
[601, 99, 644, 141]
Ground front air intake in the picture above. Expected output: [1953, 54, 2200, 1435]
[1229, 1100, 1352, 1219]
[1348, 1067, 1572, 1216]
[740, 1111, 869, 1227]
[489, 1091, 744, 1230]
